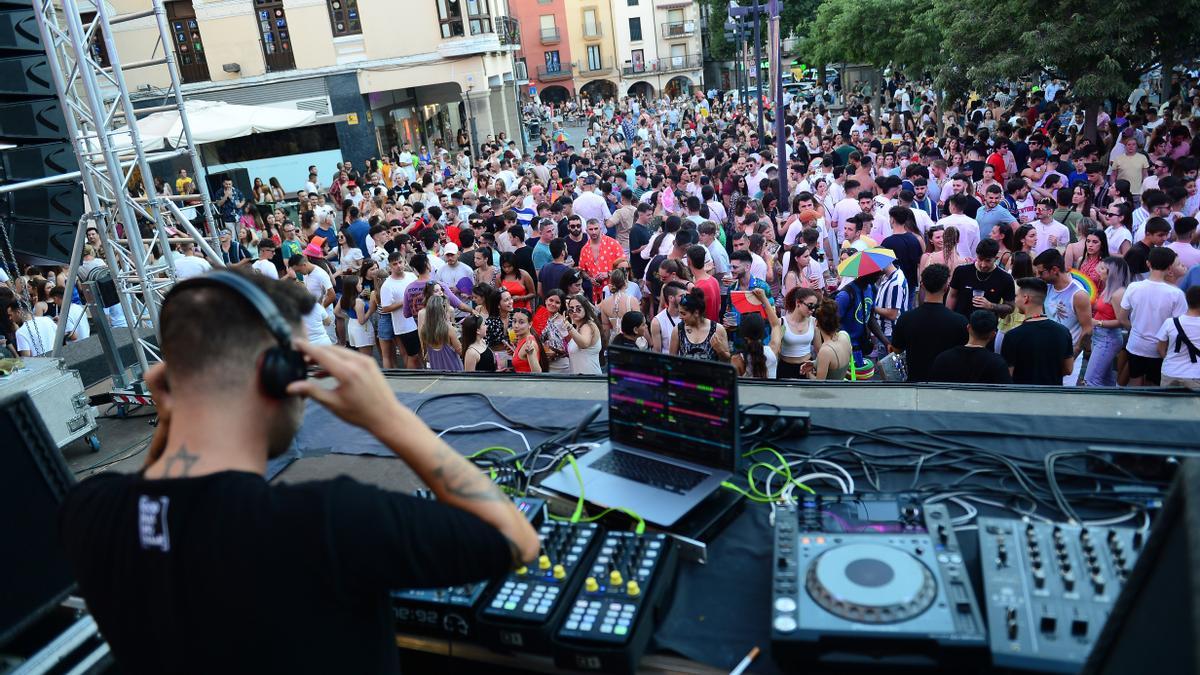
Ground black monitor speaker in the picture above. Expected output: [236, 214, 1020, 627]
[0, 8, 40, 52]
[0, 391, 78, 647]
[1083, 459, 1200, 675]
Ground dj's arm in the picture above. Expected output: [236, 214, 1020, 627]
[287, 341, 539, 567]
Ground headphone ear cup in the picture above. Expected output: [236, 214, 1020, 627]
[260, 347, 306, 399]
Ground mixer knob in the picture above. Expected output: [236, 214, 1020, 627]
[552, 564, 566, 580]
[626, 580, 641, 597]
[538, 555, 551, 570]
[1059, 561, 1071, 574]
[516, 566, 528, 576]
[1062, 573, 1075, 591]
[610, 570, 624, 586]
[1033, 569, 1046, 588]
[1092, 574, 1105, 594]
[937, 524, 949, 544]
[585, 577, 599, 593]
[1133, 530, 1144, 549]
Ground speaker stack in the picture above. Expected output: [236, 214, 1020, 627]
[0, 0, 84, 265]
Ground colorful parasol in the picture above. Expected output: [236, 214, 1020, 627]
[837, 247, 896, 278]
[1069, 269, 1098, 301]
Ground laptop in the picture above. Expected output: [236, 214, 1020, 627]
[539, 346, 739, 527]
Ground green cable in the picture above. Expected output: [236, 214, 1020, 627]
[467, 445, 524, 472]
[549, 506, 647, 535]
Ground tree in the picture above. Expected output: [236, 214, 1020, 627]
[699, 0, 735, 61]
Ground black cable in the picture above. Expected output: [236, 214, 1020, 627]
[411, 392, 575, 434]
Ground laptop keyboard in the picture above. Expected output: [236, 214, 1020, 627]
[591, 451, 708, 495]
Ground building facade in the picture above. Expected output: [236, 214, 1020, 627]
[610, 0, 702, 100]
[510, 0, 574, 104]
[563, 0, 618, 102]
[108, 0, 524, 191]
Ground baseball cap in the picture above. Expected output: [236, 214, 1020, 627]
[443, 242, 460, 255]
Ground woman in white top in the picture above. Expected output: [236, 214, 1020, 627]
[777, 287, 818, 379]
[732, 288, 782, 379]
[641, 213, 681, 261]
[782, 244, 823, 297]
[563, 293, 602, 375]
[599, 268, 639, 341]
[330, 229, 364, 277]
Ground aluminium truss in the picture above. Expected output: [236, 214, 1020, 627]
[8, 0, 222, 399]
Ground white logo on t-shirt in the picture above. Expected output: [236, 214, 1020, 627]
[138, 495, 171, 552]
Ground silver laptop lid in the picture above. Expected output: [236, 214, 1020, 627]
[605, 346, 739, 472]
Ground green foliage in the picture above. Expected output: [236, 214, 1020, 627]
[700, 0, 735, 61]
[804, 0, 1200, 105]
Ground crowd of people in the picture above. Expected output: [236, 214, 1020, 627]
[4, 73, 1200, 388]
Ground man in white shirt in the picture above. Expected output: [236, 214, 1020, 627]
[51, 287, 90, 342]
[829, 179, 865, 249]
[936, 194, 982, 259]
[6, 303, 57, 357]
[571, 173, 611, 225]
[1155, 284, 1200, 388]
[433, 243, 473, 302]
[1031, 197, 1071, 255]
[698, 221, 730, 276]
[173, 242, 213, 280]
[1120, 246, 1188, 385]
[252, 241, 280, 279]
[288, 254, 334, 308]
[377, 252, 417, 369]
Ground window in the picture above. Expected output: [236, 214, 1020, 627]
[670, 43, 685, 69]
[515, 57, 528, 80]
[465, 0, 492, 35]
[325, 0, 361, 37]
[586, 44, 601, 71]
[436, 0, 464, 38]
[165, 0, 208, 83]
[627, 0, 638, 5]
[544, 50, 560, 73]
[539, 14, 558, 42]
[630, 48, 644, 72]
[583, 9, 598, 37]
[255, 0, 295, 72]
[628, 17, 641, 41]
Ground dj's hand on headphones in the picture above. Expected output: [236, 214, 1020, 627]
[286, 340, 403, 433]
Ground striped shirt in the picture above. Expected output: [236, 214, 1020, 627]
[876, 270, 910, 338]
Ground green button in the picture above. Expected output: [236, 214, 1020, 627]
[614, 626, 628, 635]
[504, 602, 517, 610]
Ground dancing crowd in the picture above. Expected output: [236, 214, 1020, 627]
[5, 74, 1200, 388]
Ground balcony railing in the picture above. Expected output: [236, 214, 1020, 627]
[578, 58, 612, 75]
[540, 27, 560, 44]
[498, 16, 520, 46]
[583, 25, 602, 39]
[622, 53, 702, 76]
[536, 63, 574, 81]
[661, 20, 696, 38]
[657, 53, 703, 73]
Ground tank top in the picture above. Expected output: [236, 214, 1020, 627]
[654, 309, 678, 354]
[469, 345, 496, 372]
[781, 316, 815, 358]
[1093, 296, 1116, 322]
[679, 320, 718, 360]
[512, 335, 536, 373]
[1046, 279, 1084, 342]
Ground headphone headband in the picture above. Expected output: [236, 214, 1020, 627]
[164, 270, 294, 349]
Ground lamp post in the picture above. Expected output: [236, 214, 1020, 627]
[751, 0, 763, 139]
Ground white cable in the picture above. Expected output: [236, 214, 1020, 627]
[793, 472, 849, 495]
[1082, 508, 1141, 527]
[799, 459, 855, 494]
[436, 422, 531, 456]
[947, 497, 979, 525]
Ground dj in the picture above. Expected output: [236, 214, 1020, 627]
[57, 271, 539, 674]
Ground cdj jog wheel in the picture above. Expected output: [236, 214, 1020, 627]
[805, 543, 936, 624]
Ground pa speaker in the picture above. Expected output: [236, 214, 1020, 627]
[2, 183, 84, 221]
[0, 141, 78, 180]
[0, 54, 53, 96]
[0, 99, 67, 142]
[1, 214, 76, 263]
[0, 8, 40, 52]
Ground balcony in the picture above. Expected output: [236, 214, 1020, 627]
[577, 58, 613, 77]
[622, 62, 650, 77]
[439, 15, 520, 57]
[661, 20, 696, 38]
[540, 27, 560, 44]
[582, 25, 603, 40]
[656, 0, 692, 8]
[657, 53, 703, 73]
[536, 63, 574, 81]
[498, 16, 520, 46]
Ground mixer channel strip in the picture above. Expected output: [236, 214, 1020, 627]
[552, 531, 679, 673]
[477, 521, 601, 652]
[977, 518, 1143, 673]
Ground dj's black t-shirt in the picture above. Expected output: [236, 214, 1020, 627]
[58, 472, 511, 675]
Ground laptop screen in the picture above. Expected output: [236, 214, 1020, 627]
[606, 346, 738, 470]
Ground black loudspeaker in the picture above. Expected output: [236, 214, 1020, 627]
[0, 98, 68, 142]
[0, 8, 40, 51]
[0, 392, 77, 647]
[1083, 460, 1200, 675]
[0, 22, 85, 265]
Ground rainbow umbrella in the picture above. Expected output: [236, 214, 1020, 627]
[837, 247, 896, 278]
[1070, 269, 1098, 301]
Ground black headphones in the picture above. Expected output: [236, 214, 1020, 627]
[164, 270, 307, 399]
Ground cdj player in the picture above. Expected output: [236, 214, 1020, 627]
[771, 494, 987, 670]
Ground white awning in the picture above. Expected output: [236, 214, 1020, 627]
[113, 100, 318, 152]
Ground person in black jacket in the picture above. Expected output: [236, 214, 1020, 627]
[890, 263, 969, 382]
[929, 310, 1013, 384]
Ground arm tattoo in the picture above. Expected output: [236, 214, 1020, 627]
[162, 444, 199, 478]
[428, 441, 506, 503]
